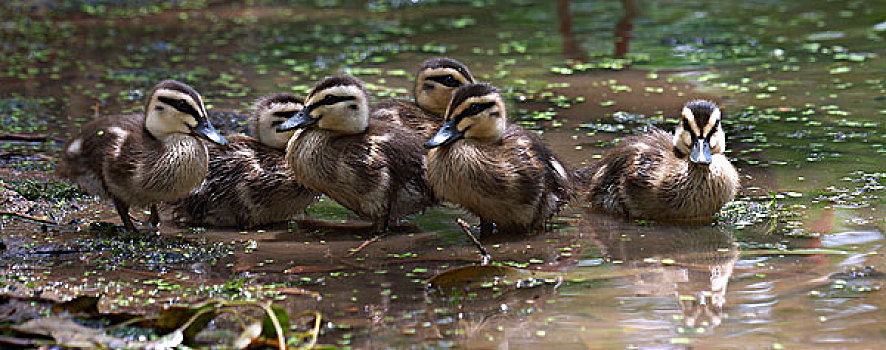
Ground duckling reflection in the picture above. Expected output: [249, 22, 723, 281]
[581, 212, 739, 333]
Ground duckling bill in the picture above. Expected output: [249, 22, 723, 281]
[577, 100, 740, 221]
[57, 80, 227, 232]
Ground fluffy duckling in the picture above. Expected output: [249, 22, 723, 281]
[171, 93, 318, 227]
[57, 80, 228, 232]
[277, 76, 436, 232]
[425, 83, 573, 235]
[579, 100, 740, 221]
[374, 57, 475, 139]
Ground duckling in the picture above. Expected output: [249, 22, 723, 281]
[170, 93, 319, 227]
[57, 80, 228, 232]
[277, 76, 436, 232]
[579, 100, 740, 221]
[424, 83, 573, 235]
[374, 57, 475, 139]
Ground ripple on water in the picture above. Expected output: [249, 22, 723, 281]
[822, 230, 883, 247]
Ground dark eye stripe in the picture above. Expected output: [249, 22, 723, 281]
[158, 96, 200, 117]
[706, 120, 720, 139]
[427, 75, 461, 88]
[273, 111, 297, 118]
[453, 101, 496, 120]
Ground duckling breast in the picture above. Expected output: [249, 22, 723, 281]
[651, 154, 740, 219]
[285, 129, 392, 219]
[428, 142, 538, 227]
[133, 134, 209, 204]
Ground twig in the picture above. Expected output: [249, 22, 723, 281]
[0, 133, 64, 143]
[456, 218, 491, 264]
[256, 301, 286, 350]
[325, 251, 372, 270]
[345, 233, 387, 257]
[0, 211, 59, 225]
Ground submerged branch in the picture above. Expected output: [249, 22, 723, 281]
[0, 211, 59, 225]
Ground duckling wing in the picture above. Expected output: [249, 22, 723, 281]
[58, 114, 147, 198]
[583, 128, 673, 217]
[364, 120, 437, 213]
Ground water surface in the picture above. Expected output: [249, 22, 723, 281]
[1, 0, 884, 348]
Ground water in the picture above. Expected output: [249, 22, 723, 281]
[1, 0, 884, 348]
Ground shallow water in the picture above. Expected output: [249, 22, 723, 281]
[1, 0, 884, 348]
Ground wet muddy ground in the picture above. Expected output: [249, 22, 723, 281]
[1, 0, 884, 348]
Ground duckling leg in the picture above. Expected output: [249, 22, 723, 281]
[480, 219, 494, 236]
[149, 204, 160, 228]
[112, 198, 137, 232]
[373, 192, 395, 233]
[373, 208, 392, 233]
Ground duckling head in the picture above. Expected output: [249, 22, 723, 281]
[277, 76, 369, 135]
[425, 83, 507, 148]
[251, 93, 304, 149]
[673, 100, 724, 165]
[414, 57, 475, 116]
[145, 80, 227, 145]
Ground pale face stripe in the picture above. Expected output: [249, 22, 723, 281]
[682, 107, 701, 136]
[418, 67, 470, 84]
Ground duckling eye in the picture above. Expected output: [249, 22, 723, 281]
[348, 104, 358, 110]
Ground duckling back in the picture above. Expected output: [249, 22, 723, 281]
[373, 99, 443, 140]
[582, 129, 739, 220]
[171, 135, 318, 227]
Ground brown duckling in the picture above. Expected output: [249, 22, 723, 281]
[171, 93, 319, 227]
[424, 83, 573, 235]
[277, 76, 436, 232]
[579, 100, 740, 221]
[57, 80, 228, 232]
[374, 57, 475, 139]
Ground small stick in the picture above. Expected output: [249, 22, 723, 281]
[0, 211, 59, 225]
[345, 233, 386, 257]
[456, 218, 491, 264]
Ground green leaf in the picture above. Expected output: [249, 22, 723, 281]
[261, 305, 290, 339]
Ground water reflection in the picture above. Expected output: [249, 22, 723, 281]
[556, 0, 587, 61]
[580, 212, 738, 334]
[614, 0, 638, 59]
[556, 0, 639, 60]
